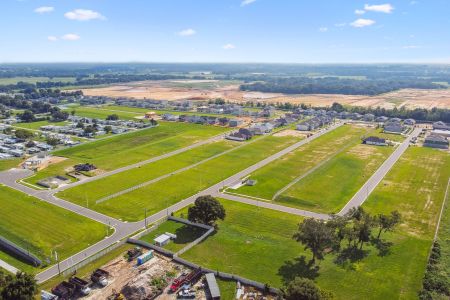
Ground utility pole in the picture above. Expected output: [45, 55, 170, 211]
[54, 250, 61, 275]
[144, 208, 147, 228]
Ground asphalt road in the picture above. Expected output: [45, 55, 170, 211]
[338, 127, 422, 215]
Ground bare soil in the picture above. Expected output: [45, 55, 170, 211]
[79, 81, 450, 109]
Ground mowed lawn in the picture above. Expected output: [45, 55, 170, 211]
[0, 185, 106, 273]
[66, 106, 143, 120]
[0, 158, 22, 171]
[13, 120, 69, 131]
[54, 122, 227, 170]
[278, 143, 393, 213]
[139, 220, 207, 253]
[62, 135, 302, 221]
[58, 140, 240, 203]
[236, 125, 371, 200]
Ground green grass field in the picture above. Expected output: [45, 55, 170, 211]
[58, 140, 239, 203]
[278, 143, 393, 213]
[0, 185, 106, 273]
[59, 134, 302, 221]
[139, 220, 207, 253]
[236, 125, 394, 214]
[0, 77, 76, 85]
[13, 120, 68, 131]
[0, 158, 22, 171]
[436, 176, 450, 286]
[174, 147, 450, 299]
[66, 106, 143, 120]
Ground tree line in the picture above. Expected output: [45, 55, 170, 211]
[240, 77, 446, 96]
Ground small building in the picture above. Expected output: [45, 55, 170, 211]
[363, 113, 375, 122]
[423, 135, 449, 149]
[404, 118, 416, 126]
[154, 234, 172, 247]
[205, 273, 220, 300]
[363, 136, 387, 146]
[229, 119, 243, 127]
[144, 111, 157, 119]
[375, 116, 389, 123]
[431, 129, 450, 138]
[384, 122, 404, 134]
[433, 121, 450, 131]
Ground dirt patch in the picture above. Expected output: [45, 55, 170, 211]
[273, 129, 308, 138]
[36, 156, 67, 171]
[80, 81, 450, 109]
[347, 144, 383, 160]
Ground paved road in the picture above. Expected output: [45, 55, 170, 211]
[218, 192, 330, 219]
[0, 122, 343, 283]
[338, 127, 422, 215]
[0, 258, 19, 274]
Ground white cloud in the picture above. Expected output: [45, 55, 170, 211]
[364, 3, 394, 13]
[241, 0, 256, 6]
[222, 43, 236, 50]
[47, 36, 58, 41]
[403, 45, 420, 49]
[61, 33, 80, 41]
[178, 28, 196, 36]
[35, 6, 54, 14]
[64, 9, 106, 21]
[355, 9, 366, 15]
[319, 27, 328, 32]
[350, 18, 376, 28]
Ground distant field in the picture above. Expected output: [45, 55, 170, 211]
[58, 140, 239, 203]
[0, 77, 76, 85]
[59, 134, 302, 221]
[66, 106, 143, 120]
[0, 185, 106, 273]
[139, 220, 206, 253]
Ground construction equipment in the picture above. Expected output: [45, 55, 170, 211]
[69, 276, 91, 296]
[170, 269, 202, 293]
[126, 247, 142, 261]
[51, 281, 76, 299]
[91, 268, 109, 287]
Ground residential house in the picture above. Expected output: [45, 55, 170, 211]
[384, 121, 404, 134]
[404, 118, 416, 126]
[423, 134, 449, 149]
[363, 136, 387, 146]
[229, 119, 243, 127]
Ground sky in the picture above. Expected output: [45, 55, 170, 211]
[1, 0, 450, 63]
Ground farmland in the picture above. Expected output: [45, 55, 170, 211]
[0, 185, 106, 273]
[58, 134, 303, 221]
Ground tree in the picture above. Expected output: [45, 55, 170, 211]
[106, 114, 119, 121]
[14, 129, 33, 140]
[150, 118, 158, 126]
[293, 218, 335, 263]
[46, 137, 59, 146]
[70, 110, 76, 116]
[376, 211, 401, 239]
[1, 272, 37, 300]
[104, 125, 112, 133]
[18, 110, 35, 123]
[284, 277, 332, 300]
[187, 195, 225, 226]
[83, 126, 96, 136]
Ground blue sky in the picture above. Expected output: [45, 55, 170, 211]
[1, 0, 449, 63]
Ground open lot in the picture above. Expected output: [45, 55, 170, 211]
[65, 105, 144, 120]
[59, 134, 302, 221]
[80, 80, 450, 109]
[178, 148, 449, 300]
[58, 140, 239, 203]
[0, 185, 106, 273]
[13, 120, 69, 131]
[235, 124, 396, 214]
[277, 142, 393, 213]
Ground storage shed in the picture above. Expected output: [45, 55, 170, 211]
[205, 273, 221, 300]
[154, 234, 171, 247]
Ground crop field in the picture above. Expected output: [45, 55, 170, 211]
[58, 140, 240, 203]
[139, 220, 207, 253]
[59, 134, 302, 221]
[0, 185, 106, 273]
[235, 125, 394, 214]
[178, 148, 450, 300]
